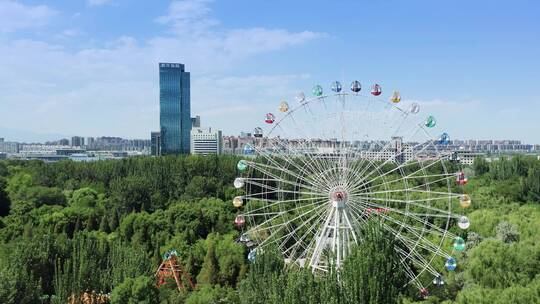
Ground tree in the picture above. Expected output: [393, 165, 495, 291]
[181, 176, 219, 202]
[521, 164, 540, 202]
[185, 285, 239, 304]
[238, 221, 408, 304]
[85, 215, 97, 231]
[463, 239, 538, 289]
[466, 232, 483, 250]
[238, 245, 285, 304]
[110, 176, 153, 214]
[214, 234, 247, 286]
[495, 221, 519, 243]
[0, 264, 43, 304]
[109, 211, 119, 231]
[74, 216, 82, 234]
[196, 236, 219, 285]
[99, 215, 110, 233]
[69, 187, 99, 208]
[0, 177, 10, 216]
[473, 157, 490, 176]
[110, 276, 159, 304]
[340, 221, 408, 304]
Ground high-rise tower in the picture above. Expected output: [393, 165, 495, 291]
[159, 63, 191, 154]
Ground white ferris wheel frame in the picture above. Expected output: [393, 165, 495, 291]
[236, 90, 468, 291]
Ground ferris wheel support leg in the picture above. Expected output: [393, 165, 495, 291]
[334, 208, 340, 267]
[336, 208, 356, 268]
[309, 207, 335, 272]
[342, 208, 358, 252]
[308, 205, 357, 272]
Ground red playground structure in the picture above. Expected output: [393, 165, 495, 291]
[155, 249, 195, 291]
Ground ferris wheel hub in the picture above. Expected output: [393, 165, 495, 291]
[330, 186, 348, 209]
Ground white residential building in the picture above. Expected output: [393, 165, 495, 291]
[191, 127, 222, 155]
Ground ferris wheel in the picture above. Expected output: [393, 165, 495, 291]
[232, 80, 472, 298]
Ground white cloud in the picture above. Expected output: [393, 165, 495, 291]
[156, 0, 213, 26]
[222, 28, 321, 57]
[87, 0, 113, 7]
[0, 1, 56, 32]
[61, 29, 82, 37]
[152, 0, 323, 68]
[0, 0, 323, 139]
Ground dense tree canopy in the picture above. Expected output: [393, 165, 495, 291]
[0, 154, 539, 303]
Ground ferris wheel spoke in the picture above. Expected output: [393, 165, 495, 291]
[346, 202, 451, 269]
[255, 202, 329, 248]
[270, 111, 338, 182]
[354, 140, 438, 189]
[275, 205, 330, 255]
[347, 199, 456, 240]
[282, 205, 332, 259]
[392, 234, 443, 272]
[242, 196, 327, 217]
[242, 178, 324, 196]
[346, 120, 425, 179]
[395, 246, 440, 278]
[386, 221, 451, 260]
[293, 105, 356, 179]
[407, 175, 457, 191]
[247, 157, 323, 191]
[271, 125, 339, 183]
[258, 147, 330, 189]
[392, 228, 450, 283]
[360, 188, 460, 197]
[246, 199, 328, 236]
[344, 112, 416, 175]
[361, 166, 455, 196]
[368, 175, 457, 198]
[350, 195, 457, 217]
[242, 177, 318, 193]
[350, 189, 460, 205]
[245, 160, 325, 193]
[242, 189, 327, 199]
[243, 197, 327, 219]
[345, 157, 404, 193]
[362, 204, 455, 239]
[244, 197, 328, 216]
[258, 157, 334, 190]
[349, 189, 462, 203]
[352, 157, 445, 194]
[249, 138, 331, 191]
[360, 171, 455, 194]
[343, 155, 389, 193]
[344, 205, 440, 285]
[399, 259, 424, 289]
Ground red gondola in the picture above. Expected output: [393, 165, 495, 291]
[371, 84, 382, 96]
[456, 171, 468, 186]
[419, 287, 429, 299]
[265, 113, 275, 124]
[234, 215, 245, 228]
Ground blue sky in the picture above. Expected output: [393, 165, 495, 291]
[0, 0, 539, 143]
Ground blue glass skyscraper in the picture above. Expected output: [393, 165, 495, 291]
[159, 63, 191, 154]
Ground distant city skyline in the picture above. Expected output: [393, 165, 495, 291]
[0, 0, 539, 142]
[3, 134, 540, 146]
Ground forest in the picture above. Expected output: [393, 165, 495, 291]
[0, 154, 539, 303]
